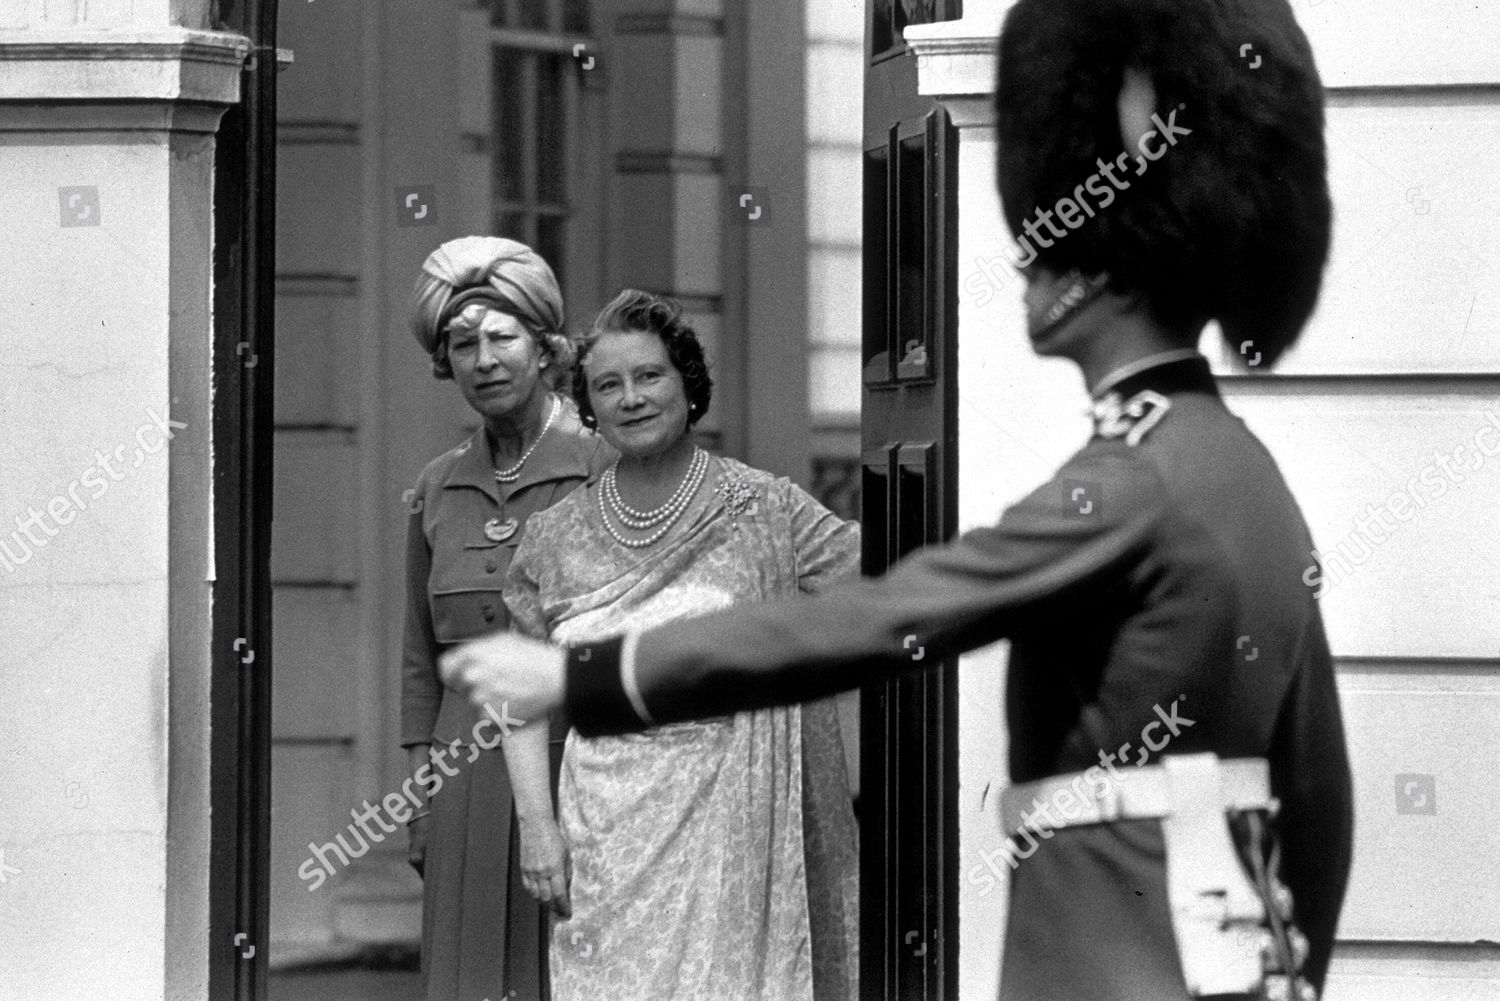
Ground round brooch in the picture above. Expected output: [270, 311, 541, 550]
[484, 517, 519, 543]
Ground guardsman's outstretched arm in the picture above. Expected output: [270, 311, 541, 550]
[564, 447, 1169, 735]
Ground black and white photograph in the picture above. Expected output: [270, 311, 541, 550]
[1, 1, 1497, 999]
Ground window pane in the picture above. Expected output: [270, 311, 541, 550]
[563, 0, 590, 34]
[493, 49, 528, 203]
[535, 54, 567, 204]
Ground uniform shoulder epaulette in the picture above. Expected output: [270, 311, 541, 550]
[1089, 389, 1172, 447]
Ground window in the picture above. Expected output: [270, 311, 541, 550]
[485, 0, 594, 288]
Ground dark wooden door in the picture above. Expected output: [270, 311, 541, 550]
[212, 2, 278, 998]
[860, 3, 961, 999]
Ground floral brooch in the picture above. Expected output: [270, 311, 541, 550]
[714, 473, 759, 526]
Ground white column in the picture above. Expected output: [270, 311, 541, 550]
[0, 7, 246, 999]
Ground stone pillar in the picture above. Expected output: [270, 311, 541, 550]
[905, 5, 1098, 998]
[0, 5, 246, 998]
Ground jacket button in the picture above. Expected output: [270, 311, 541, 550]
[485, 560, 498, 574]
[481, 603, 496, 623]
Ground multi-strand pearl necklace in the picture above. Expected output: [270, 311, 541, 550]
[494, 397, 559, 484]
[599, 447, 709, 548]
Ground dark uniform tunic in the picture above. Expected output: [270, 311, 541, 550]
[402, 401, 608, 1001]
[566, 356, 1354, 999]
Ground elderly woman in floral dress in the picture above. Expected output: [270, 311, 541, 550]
[496, 289, 860, 1001]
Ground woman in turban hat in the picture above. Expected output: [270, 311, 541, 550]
[400, 236, 608, 1001]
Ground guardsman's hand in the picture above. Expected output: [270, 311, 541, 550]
[439, 632, 566, 724]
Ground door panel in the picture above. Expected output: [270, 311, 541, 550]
[861, 5, 962, 996]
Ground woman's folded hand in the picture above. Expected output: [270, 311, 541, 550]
[518, 817, 572, 917]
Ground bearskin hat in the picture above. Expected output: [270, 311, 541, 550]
[996, 0, 1330, 367]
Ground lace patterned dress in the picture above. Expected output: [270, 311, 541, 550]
[504, 455, 860, 1001]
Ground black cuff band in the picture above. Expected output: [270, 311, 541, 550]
[565, 635, 640, 737]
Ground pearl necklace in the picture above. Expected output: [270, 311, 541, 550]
[493, 397, 559, 484]
[603, 447, 706, 528]
[599, 448, 708, 548]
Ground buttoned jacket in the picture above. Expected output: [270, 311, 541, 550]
[402, 402, 609, 748]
